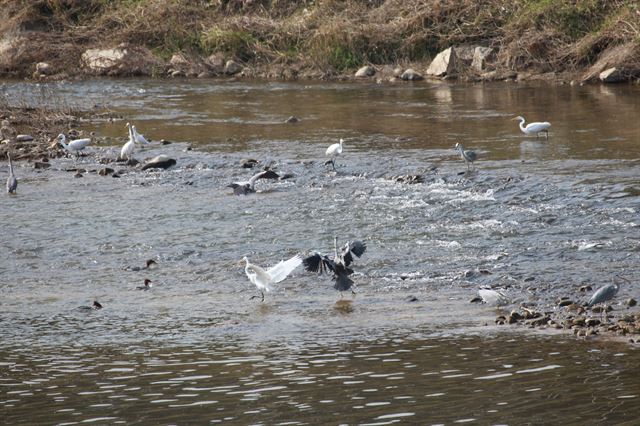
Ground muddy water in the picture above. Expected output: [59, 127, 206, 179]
[1, 79, 640, 424]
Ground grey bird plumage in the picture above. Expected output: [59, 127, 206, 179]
[6, 153, 17, 194]
[587, 275, 629, 307]
[303, 237, 367, 293]
[454, 142, 477, 171]
[228, 169, 280, 195]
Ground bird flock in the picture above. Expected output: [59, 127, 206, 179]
[4, 114, 630, 313]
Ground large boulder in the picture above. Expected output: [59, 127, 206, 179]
[426, 47, 458, 77]
[471, 47, 495, 72]
[355, 65, 375, 77]
[81, 44, 161, 76]
[400, 68, 423, 81]
[224, 59, 243, 75]
[599, 67, 624, 83]
[581, 43, 639, 83]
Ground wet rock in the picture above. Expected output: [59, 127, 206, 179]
[404, 295, 419, 303]
[591, 305, 613, 313]
[526, 315, 551, 327]
[112, 173, 121, 178]
[355, 65, 375, 78]
[579, 285, 593, 292]
[33, 161, 50, 169]
[141, 155, 176, 171]
[125, 158, 139, 167]
[170, 70, 184, 78]
[98, 157, 113, 164]
[160, 139, 172, 145]
[469, 296, 482, 303]
[495, 315, 507, 325]
[426, 47, 457, 77]
[205, 54, 225, 74]
[16, 134, 34, 142]
[523, 276, 535, 282]
[285, 116, 299, 123]
[626, 298, 637, 307]
[558, 299, 574, 308]
[507, 311, 523, 324]
[585, 318, 601, 327]
[98, 167, 115, 176]
[394, 174, 424, 184]
[224, 60, 243, 75]
[241, 159, 259, 169]
[74, 172, 83, 178]
[400, 68, 423, 81]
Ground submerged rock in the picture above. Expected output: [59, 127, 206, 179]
[285, 116, 299, 123]
[400, 68, 423, 81]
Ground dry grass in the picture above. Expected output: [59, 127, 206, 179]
[0, 0, 638, 77]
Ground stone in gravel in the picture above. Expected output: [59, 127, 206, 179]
[558, 300, 575, 307]
[285, 116, 299, 123]
[16, 134, 34, 142]
[579, 285, 593, 292]
[98, 167, 115, 176]
[241, 159, 259, 169]
[626, 298, 637, 307]
[34, 161, 51, 169]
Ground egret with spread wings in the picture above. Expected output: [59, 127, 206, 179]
[242, 254, 302, 302]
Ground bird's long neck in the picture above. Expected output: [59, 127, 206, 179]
[333, 236, 338, 259]
[58, 136, 68, 150]
[7, 154, 13, 175]
[518, 118, 526, 132]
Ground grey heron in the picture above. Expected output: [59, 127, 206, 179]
[57, 134, 91, 157]
[6, 153, 17, 194]
[136, 279, 153, 291]
[242, 254, 303, 302]
[303, 237, 367, 295]
[512, 116, 551, 139]
[454, 142, 477, 171]
[587, 275, 630, 308]
[325, 138, 344, 171]
[228, 169, 280, 195]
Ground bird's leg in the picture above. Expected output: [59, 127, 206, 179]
[544, 130, 549, 140]
[331, 159, 337, 171]
[261, 291, 265, 302]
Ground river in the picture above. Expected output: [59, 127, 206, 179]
[1, 78, 639, 424]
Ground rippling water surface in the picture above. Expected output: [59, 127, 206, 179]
[1, 79, 639, 424]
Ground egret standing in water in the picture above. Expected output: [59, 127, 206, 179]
[57, 134, 91, 157]
[132, 124, 150, 145]
[512, 116, 551, 139]
[454, 142, 477, 171]
[588, 275, 629, 308]
[120, 123, 136, 161]
[325, 138, 344, 171]
[242, 254, 303, 302]
[6, 153, 17, 194]
[228, 169, 280, 195]
[303, 237, 367, 296]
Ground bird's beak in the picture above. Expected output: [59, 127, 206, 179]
[510, 117, 518, 121]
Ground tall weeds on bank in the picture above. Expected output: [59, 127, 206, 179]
[0, 0, 638, 75]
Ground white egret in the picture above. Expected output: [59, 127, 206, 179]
[126, 122, 150, 145]
[242, 254, 303, 302]
[6, 152, 17, 194]
[303, 237, 367, 295]
[454, 142, 477, 171]
[477, 287, 509, 306]
[120, 123, 136, 161]
[325, 138, 344, 171]
[512, 116, 551, 139]
[228, 169, 280, 195]
[57, 134, 91, 157]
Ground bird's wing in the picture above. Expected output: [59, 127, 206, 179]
[248, 169, 280, 186]
[71, 139, 91, 149]
[267, 255, 303, 283]
[303, 253, 335, 274]
[341, 240, 366, 266]
[587, 285, 615, 306]
[478, 289, 508, 306]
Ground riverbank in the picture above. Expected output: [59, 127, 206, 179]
[0, 1, 639, 83]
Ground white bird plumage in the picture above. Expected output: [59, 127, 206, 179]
[121, 123, 136, 161]
[325, 138, 344, 171]
[6, 152, 17, 194]
[127, 122, 150, 145]
[243, 254, 302, 301]
[512, 116, 551, 139]
[57, 134, 91, 157]
[478, 287, 509, 306]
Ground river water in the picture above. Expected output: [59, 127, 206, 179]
[1, 79, 639, 424]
